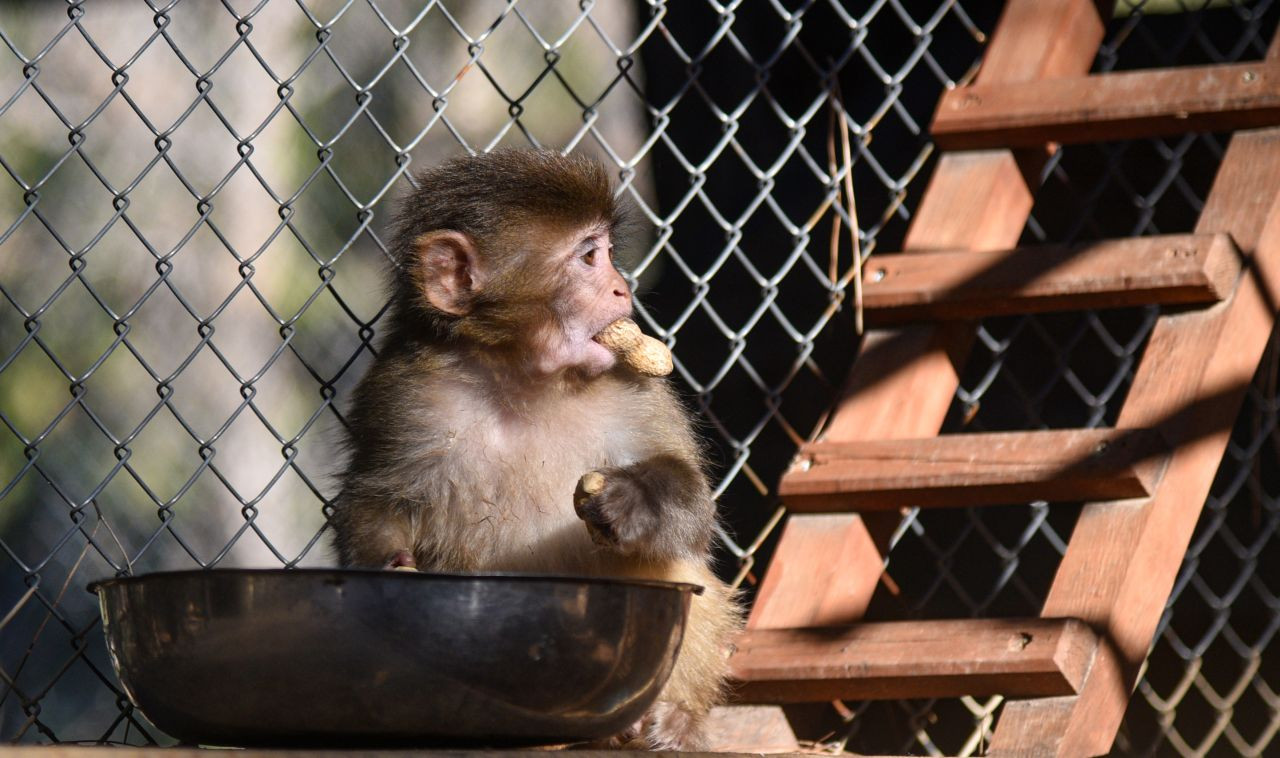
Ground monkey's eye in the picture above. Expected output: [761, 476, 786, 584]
[581, 248, 598, 265]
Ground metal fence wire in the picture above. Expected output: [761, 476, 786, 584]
[0, 0, 1278, 755]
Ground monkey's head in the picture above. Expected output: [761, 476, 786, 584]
[389, 149, 632, 379]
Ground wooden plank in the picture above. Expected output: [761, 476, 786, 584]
[731, 618, 1098, 703]
[779, 429, 1168, 512]
[703, 706, 801, 753]
[978, 0, 1113, 84]
[990, 128, 1280, 756]
[818, 326, 973, 445]
[0, 749, 807, 758]
[933, 62, 1280, 150]
[861, 233, 1241, 323]
[748, 0, 1108, 636]
[747, 514, 885, 629]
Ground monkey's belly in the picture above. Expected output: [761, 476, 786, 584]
[414, 498, 587, 573]
[431, 505, 693, 588]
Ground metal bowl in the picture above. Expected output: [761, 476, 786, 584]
[90, 569, 698, 747]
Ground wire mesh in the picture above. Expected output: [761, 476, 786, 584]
[0, 1, 1276, 755]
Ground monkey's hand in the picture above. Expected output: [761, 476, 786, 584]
[574, 469, 660, 554]
[573, 456, 714, 560]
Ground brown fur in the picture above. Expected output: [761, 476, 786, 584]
[331, 149, 742, 749]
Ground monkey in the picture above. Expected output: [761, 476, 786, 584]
[329, 149, 742, 750]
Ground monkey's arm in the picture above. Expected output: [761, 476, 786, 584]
[573, 383, 716, 562]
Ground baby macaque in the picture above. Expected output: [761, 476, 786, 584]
[330, 149, 741, 749]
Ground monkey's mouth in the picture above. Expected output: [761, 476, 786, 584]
[586, 337, 619, 366]
[588, 326, 617, 350]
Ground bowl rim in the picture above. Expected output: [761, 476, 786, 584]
[87, 567, 704, 596]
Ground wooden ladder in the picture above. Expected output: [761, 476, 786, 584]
[728, 1, 1280, 755]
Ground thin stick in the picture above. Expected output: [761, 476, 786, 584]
[826, 102, 841, 287]
[834, 82, 863, 334]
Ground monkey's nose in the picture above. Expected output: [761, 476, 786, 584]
[611, 278, 631, 300]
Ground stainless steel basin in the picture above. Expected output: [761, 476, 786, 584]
[90, 569, 697, 747]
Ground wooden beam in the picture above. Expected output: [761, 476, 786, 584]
[861, 233, 1241, 323]
[747, 0, 1109, 634]
[745, 514, 884, 628]
[990, 128, 1280, 757]
[731, 617, 1098, 703]
[978, 0, 1113, 85]
[703, 706, 801, 753]
[933, 62, 1280, 150]
[779, 429, 1167, 512]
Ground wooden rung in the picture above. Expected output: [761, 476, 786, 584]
[862, 233, 1240, 324]
[779, 428, 1167, 512]
[932, 61, 1280, 150]
[730, 617, 1098, 703]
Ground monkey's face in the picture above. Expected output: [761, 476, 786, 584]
[410, 221, 632, 380]
[535, 224, 633, 377]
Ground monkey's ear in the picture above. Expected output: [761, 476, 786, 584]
[412, 230, 483, 316]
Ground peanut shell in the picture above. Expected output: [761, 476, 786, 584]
[594, 318, 644, 353]
[627, 335, 673, 377]
[594, 318, 673, 377]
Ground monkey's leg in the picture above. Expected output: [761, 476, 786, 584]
[586, 557, 742, 751]
[386, 549, 419, 571]
[572, 454, 740, 749]
[650, 576, 742, 747]
[330, 501, 421, 570]
[640, 573, 742, 750]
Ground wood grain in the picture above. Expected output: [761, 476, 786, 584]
[731, 617, 1098, 703]
[990, 128, 1280, 756]
[747, 0, 1109, 639]
[933, 62, 1280, 150]
[861, 233, 1240, 323]
[703, 706, 801, 753]
[780, 429, 1167, 511]
[746, 514, 884, 629]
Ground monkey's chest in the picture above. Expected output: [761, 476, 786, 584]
[433, 421, 625, 569]
[452, 443, 589, 515]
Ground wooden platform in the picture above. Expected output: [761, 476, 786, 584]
[0, 749, 828, 758]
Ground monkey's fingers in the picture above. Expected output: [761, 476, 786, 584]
[575, 470, 607, 508]
[584, 519, 616, 547]
[574, 471, 618, 547]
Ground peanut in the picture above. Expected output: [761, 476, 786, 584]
[594, 318, 673, 377]
[575, 470, 612, 546]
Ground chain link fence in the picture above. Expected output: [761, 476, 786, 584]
[0, 1, 1277, 755]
